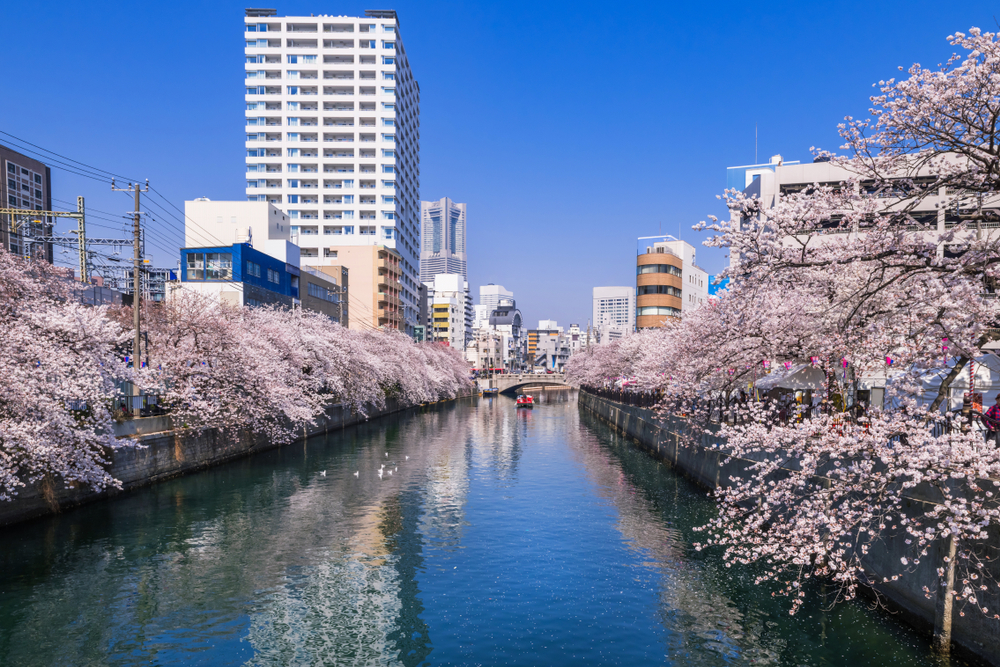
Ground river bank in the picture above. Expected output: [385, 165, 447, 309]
[0, 396, 468, 529]
[578, 389, 1000, 666]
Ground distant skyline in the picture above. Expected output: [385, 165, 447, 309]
[1, 0, 996, 326]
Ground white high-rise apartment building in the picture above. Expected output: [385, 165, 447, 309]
[244, 8, 421, 333]
[592, 286, 635, 335]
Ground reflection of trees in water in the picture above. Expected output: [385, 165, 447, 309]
[573, 410, 786, 665]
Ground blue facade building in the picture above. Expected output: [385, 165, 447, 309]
[179, 243, 299, 308]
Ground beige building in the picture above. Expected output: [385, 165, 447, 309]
[320, 244, 402, 331]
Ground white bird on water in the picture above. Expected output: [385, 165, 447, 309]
[353, 471, 359, 477]
[378, 469, 383, 478]
[320, 470, 327, 477]
[394, 467, 397, 473]
[388, 469, 393, 476]
[405, 456, 409, 460]
[385, 452, 389, 458]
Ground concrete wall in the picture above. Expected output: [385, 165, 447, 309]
[0, 399, 416, 529]
[579, 390, 1000, 666]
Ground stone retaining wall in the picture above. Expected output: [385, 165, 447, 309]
[579, 390, 1000, 666]
[0, 398, 430, 528]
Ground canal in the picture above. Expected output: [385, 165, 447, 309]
[0, 393, 944, 666]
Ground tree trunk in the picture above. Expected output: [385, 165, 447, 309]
[933, 534, 958, 656]
[928, 356, 969, 414]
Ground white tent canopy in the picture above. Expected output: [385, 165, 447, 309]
[914, 353, 1000, 411]
[755, 363, 827, 391]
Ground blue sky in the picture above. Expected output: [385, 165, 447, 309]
[2, 0, 996, 327]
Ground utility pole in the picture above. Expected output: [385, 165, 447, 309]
[112, 179, 149, 412]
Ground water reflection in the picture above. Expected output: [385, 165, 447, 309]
[0, 395, 939, 666]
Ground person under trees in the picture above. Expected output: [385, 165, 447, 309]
[567, 27, 1000, 652]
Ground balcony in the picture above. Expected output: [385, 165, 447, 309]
[324, 40, 354, 49]
[378, 292, 401, 306]
[324, 24, 354, 32]
[286, 39, 318, 48]
[325, 86, 354, 96]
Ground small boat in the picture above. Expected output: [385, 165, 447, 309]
[482, 387, 499, 396]
[516, 394, 534, 408]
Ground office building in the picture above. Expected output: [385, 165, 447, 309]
[479, 283, 513, 314]
[528, 320, 570, 371]
[592, 286, 635, 339]
[426, 273, 466, 347]
[636, 236, 708, 329]
[244, 8, 421, 334]
[488, 297, 524, 371]
[182, 199, 347, 322]
[1, 143, 52, 262]
[419, 196, 466, 281]
[725, 153, 967, 268]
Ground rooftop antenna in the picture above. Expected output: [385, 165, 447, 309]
[755, 123, 758, 164]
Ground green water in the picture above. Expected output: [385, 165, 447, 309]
[0, 393, 944, 665]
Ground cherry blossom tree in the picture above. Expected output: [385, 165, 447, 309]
[569, 27, 1000, 648]
[127, 291, 472, 443]
[0, 248, 133, 501]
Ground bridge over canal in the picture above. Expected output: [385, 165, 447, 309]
[477, 373, 571, 395]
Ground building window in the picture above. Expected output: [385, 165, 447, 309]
[382, 87, 395, 95]
[382, 41, 395, 49]
[637, 264, 683, 277]
[382, 149, 394, 158]
[383, 56, 395, 65]
[6, 164, 14, 173]
[267, 268, 281, 284]
[186, 253, 205, 280]
[33, 174, 41, 184]
[382, 180, 395, 188]
[382, 196, 394, 204]
[383, 227, 393, 239]
[324, 248, 338, 258]
[246, 261, 261, 278]
[382, 102, 395, 110]
[382, 118, 394, 127]
[342, 225, 354, 234]
[383, 72, 395, 80]
[205, 253, 233, 280]
[360, 226, 375, 235]
[382, 165, 394, 173]
[308, 282, 339, 302]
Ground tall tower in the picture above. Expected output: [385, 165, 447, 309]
[244, 8, 421, 333]
[419, 197, 466, 282]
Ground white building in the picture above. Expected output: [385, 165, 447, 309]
[592, 286, 635, 339]
[244, 8, 421, 334]
[479, 283, 513, 314]
[472, 303, 492, 331]
[425, 273, 467, 347]
[725, 153, 974, 267]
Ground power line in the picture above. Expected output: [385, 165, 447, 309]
[0, 130, 140, 182]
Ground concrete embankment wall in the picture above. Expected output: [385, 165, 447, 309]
[0, 397, 445, 529]
[578, 390, 1000, 666]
